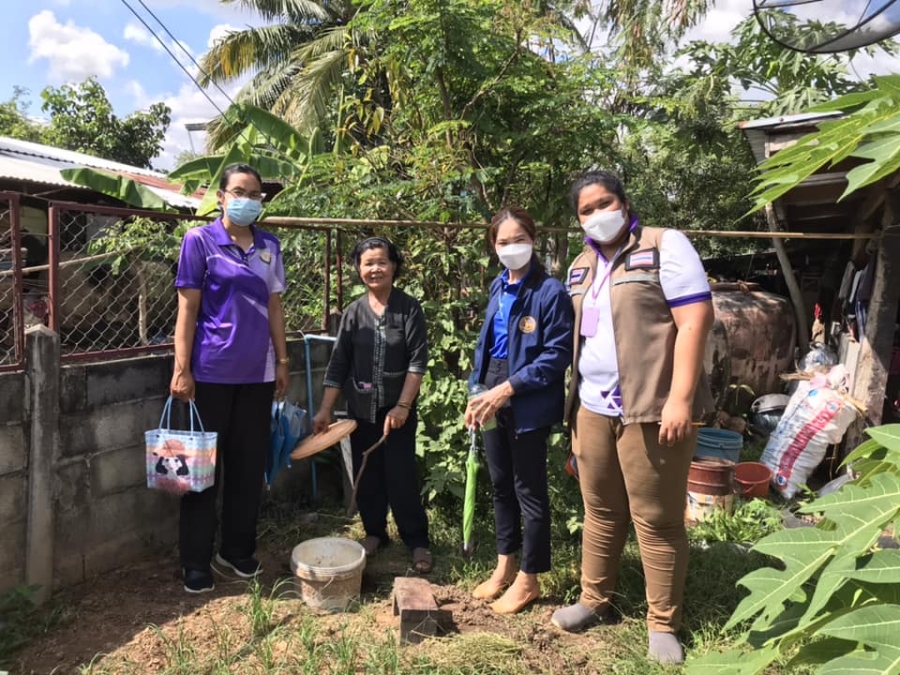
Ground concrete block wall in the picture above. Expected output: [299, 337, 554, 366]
[0, 372, 27, 591]
[54, 354, 176, 587]
[0, 336, 335, 595]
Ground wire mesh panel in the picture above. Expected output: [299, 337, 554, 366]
[50, 203, 208, 361]
[0, 193, 26, 371]
[265, 225, 335, 334]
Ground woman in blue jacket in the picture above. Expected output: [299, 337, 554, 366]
[465, 207, 574, 614]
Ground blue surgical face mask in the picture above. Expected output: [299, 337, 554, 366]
[225, 198, 262, 227]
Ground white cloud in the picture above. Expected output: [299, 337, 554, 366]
[136, 78, 244, 170]
[124, 22, 163, 52]
[143, 0, 257, 23]
[123, 20, 194, 58]
[28, 10, 130, 82]
[208, 23, 239, 49]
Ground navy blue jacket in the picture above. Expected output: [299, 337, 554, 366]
[471, 262, 574, 433]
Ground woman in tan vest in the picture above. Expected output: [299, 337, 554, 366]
[551, 171, 714, 665]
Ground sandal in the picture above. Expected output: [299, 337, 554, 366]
[412, 547, 433, 574]
[361, 535, 385, 556]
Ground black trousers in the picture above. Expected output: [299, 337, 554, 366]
[481, 358, 551, 574]
[352, 407, 430, 550]
[179, 381, 274, 571]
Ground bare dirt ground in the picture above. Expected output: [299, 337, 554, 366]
[9, 516, 615, 675]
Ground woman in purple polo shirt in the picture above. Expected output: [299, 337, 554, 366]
[170, 163, 290, 594]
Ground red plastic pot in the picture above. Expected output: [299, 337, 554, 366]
[734, 462, 772, 499]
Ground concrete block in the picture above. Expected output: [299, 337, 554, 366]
[84, 354, 171, 408]
[0, 518, 25, 594]
[53, 485, 177, 585]
[0, 472, 26, 526]
[59, 366, 86, 414]
[0, 424, 26, 474]
[59, 397, 165, 459]
[86, 487, 178, 552]
[54, 460, 90, 514]
[0, 372, 24, 423]
[90, 444, 147, 497]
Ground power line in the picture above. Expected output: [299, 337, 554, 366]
[132, 0, 238, 108]
[118, 0, 231, 122]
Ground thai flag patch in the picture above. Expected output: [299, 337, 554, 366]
[625, 248, 659, 271]
[568, 267, 589, 286]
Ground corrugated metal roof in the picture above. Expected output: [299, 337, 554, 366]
[738, 111, 844, 130]
[0, 136, 201, 210]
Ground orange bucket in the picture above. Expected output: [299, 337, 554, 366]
[734, 462, 772, 498]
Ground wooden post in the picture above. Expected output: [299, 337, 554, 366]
[846, 210, 900, 450]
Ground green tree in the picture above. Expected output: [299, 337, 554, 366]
[198, 0, 357, 144]
[0, 87, 46, 143]
[40, 78, 171, 169]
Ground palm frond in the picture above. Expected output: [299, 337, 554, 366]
[199, 23, 317, 85]
[220, 0, 336, 23]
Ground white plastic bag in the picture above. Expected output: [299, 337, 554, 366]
[761, 365, 857, 499]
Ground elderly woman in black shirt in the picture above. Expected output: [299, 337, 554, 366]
[312, 236, 432, 573]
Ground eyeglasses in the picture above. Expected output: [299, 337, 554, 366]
[225, 189, 266, 201]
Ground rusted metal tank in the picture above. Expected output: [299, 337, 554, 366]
[710, 282, 796, 397]
[704, 319, 731, 409]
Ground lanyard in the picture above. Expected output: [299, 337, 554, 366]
[589, 247, 624, 303]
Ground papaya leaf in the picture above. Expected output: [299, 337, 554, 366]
[867, 426, 900, 455]
[725, 527, 839, 630]
[685, 645, 780, 675]
[845, 550, 900, 586]
[842, 439, 888, 467]
[818, 604, 900, 674]
[788, 637, 859, 667]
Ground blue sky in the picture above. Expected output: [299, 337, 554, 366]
[0, 0, 256, 169]
[2, 0, 899, 171]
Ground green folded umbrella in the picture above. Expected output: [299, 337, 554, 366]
[462, 427, 480, 557]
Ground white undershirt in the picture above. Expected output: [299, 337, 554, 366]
[577, 230, 711, 417]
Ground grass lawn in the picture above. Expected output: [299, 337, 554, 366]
[3, 492, 811, 675]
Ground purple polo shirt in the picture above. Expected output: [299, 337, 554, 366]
[174, 218, 286, 384]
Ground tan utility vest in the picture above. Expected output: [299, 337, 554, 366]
[565, 225, 714, 426]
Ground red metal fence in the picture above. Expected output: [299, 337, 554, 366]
[0, 196, 351, 369]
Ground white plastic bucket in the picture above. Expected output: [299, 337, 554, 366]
[290, 537, 366, 612]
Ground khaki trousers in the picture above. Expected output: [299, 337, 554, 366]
[572, 405, 695, 632]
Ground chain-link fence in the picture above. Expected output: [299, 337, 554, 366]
[47, 203, 202, 360]
[0, 193, 21, 370]
[46, 204, 339, 361]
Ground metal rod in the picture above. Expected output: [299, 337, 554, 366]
[323, 230, 332, 333]
[47, 207, 60, 334]
[0, 249, 128, 279]
[262, 216, 897, 239]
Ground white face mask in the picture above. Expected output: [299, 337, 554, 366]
[581, 209, 627, 244]
[496, 243, 533, 271]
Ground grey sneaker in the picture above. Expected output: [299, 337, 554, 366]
[550, 602, 602, 632]
[648, 631, 684, 664]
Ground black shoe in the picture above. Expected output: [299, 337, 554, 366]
[183, 568, 215, 594]
[213, 553, 262, 579]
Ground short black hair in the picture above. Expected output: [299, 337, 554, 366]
[351, 236, 404, 279]
[219, 163, 263, 191]
[569, 170, 631, 215]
